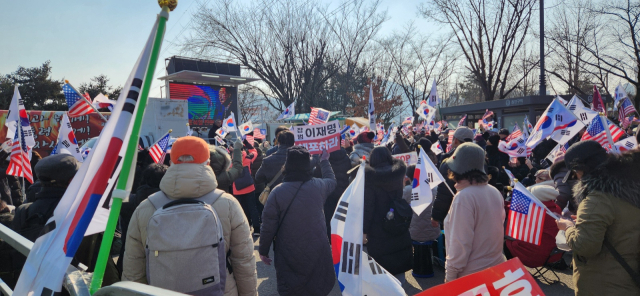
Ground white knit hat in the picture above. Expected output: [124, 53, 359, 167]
[527, 184, 559, 202]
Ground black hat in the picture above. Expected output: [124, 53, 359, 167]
[418, 138, 432, 150]
[564, 140, 608, 173]
[35, 154, 80, 186]
[285, 145, 311, 173]
[499, 128, 510, 136]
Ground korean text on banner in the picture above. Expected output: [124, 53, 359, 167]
[416, 258, 544, 296]
[293, 120, 341, 154]
[392, 152, 418, 166]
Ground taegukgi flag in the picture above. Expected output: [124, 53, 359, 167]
[53, 114, 83, 162]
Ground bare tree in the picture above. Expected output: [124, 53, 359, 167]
[237, 86, 268, 123]
[421, 0, 536, 101]
[183, 0, 386, 114]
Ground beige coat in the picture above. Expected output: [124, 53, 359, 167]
[122, 163, 257, 296]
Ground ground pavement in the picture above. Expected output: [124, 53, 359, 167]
[254, 237, 576, 295]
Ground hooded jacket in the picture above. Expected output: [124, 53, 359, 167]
[565, 151, 640, 296]
[363, 158, 412, 275]
[349, 143, 375, 167]
[259, 160, 337, 296]
[122, 163, 257, 296]
[210, 144, 243, 193]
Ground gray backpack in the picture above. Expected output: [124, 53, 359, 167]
[146, 189, 227, 296]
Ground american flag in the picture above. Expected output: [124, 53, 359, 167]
[63, 84, 95, 117]
[253, 128, 266, 140]
[6, 125, 34, 184]
[618, 98, 637, 125]
[606, 118, 624, 142]
[481, 109, 494, 121]
[245, 134, 255, 146]
[403, 116, 414, 125]
[446, 131, 454, 152]
[148, 132, 171, 163]
[581, 116, 608, 146]
[505, 124, 523, 142]
[507, 186, 546, 245]
[458, 114, 467, 127]
[308, 107, 331, 125]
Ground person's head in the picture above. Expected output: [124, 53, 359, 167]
[273, 125, 289, 145]
[369, 146, 394, 168]
[284, 145, 311, 174]
[487, 134, 500, 147]
[452, 127, 474, 148]
[528, 184, 559, 202]
[498, 128, 510, 140]
[563, 140, 608, 179]
[214, 119, 222, 127]
[208, 145, 231, 174]
[535, 169, 551, 183]
[445, 143, 488, 185]
[474, 134, 486, 149]
[356, 131, 375, 144]
[277, 130, 295, 147]
[35, 154, 81, 188]
[140, 163, 168, 188]
[417, 138, 437, 163]
[170, 136, 210, 165]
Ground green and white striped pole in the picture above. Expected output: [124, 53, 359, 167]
[89, 3, 172, 293]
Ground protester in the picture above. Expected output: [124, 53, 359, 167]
[259, 147, 336, 296]
[549, 159, 578, 214]
[443, 143, 506, 282]
[210, 139, 244, 193]
[556, 141, 640, 295]
[122, 136, 257, 296]
[252, 139, 266, 227]
[498, 128, 510, 140]
[350, 131, 375, 166]
[533, 169, 552, 184]
[255, 130, 296, 191]
[363, 146, 412, 283]
[485, 134, 509, 169]
[208, 119, 223, 144]
[265, 125, 290, 156]
[509, 157, 530, 181]
[505, 184, 562, 268]
[233, 139, 260, 235]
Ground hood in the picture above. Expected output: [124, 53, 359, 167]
[573, 150, 640, 209]
[160, 163, 218, 199]
[353, 143, 375, 154]
[365, 157, 406, 191]
[209, 146, 231, 174]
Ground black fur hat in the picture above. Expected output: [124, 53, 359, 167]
[285, 145, 311, 172]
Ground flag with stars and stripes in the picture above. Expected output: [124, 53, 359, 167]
[505, 123, 523, 142]
[606, 118, 624, 142]
[309, 107, 331, 125]
[149, 132, 171, 164]
[507, 184, 546, 245]
[6, 123, 33, 184]
[63, 83, 95, 117]
[481, 109, 494, 121]
[457, 114, 467, 128]
[618, 97, 637, 126]
[253, 128, 266, 140]
[581, 116, 608, 146]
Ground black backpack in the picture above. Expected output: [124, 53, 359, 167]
[382, 195, 412, 236]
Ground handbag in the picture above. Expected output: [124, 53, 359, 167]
[259, 166, 285, 205]
[234, 166, 255, 190]
[603, 238, 640, 289]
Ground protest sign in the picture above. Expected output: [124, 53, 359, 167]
[417, 258, 544, 296]
[293, 120, 340, 154]
[392, 151, 418, 166]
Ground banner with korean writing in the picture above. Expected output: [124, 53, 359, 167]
[293, 120, 341, 154]
[393, 152, 418, 166]
[0, 110, 108, 157]
[416, 258, 545, 296]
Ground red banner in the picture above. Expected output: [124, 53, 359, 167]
[292, 120, 341, 155]
[417, 258, 545, 296]
[0, 111, 109, 157]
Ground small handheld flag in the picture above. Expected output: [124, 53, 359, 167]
[277, 102, 295, 120]
[309, 107, 331, 125]
[239, 120, 254, 136]
[149, 130, 172, 163]
[6, 124, 33, 184]
[92, 93, 117, 111]
[507, 184, 546, 245]
[53, 114, 83, 161]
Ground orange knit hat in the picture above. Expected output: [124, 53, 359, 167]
[170, 136, 210, 164]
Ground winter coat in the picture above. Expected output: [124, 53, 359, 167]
[233, 149, 257, 195]
[506, 200, 562, 267]
[255, 145, 289, 189]
[486, 145, 509, 169]
[250, 148, 264, 179]
[552, 166, 577, 214]
[363, 158, 412, 275]
[510, 164, 530, 182]
[259, 160, 336, 296]
[210, 145, 243, 193]
[349, 143, 375, 167]
[122, 163, 257, 296]
[565, 152, 640, 296]
[313, 148, 352, 237]
[432, 161, 456, 222]
[403, 185, 440, 242]
[265, 145, 278, 157]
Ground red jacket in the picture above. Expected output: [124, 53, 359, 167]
[233, 148, 257, 195]
[506, 200, 562, 267]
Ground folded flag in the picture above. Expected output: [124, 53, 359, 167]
[6, 85, 36, 149]
[368, 84, 376, 131]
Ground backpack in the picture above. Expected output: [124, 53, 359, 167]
[381, 195, 412, 236]
[146, 189, 227, 296]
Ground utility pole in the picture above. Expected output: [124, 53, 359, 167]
[539, 0, 547, 96]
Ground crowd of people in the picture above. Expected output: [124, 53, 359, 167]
[1, 113, 640, 296]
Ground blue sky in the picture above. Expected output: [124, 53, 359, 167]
[0, 0, 435, 99]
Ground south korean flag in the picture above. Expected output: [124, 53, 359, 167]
[411, 148, 446, 215]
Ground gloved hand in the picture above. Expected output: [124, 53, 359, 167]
[320, 149, 330, 161]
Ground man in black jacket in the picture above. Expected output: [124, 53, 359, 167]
[255, 130, 295, 189]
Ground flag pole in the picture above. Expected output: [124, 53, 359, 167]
[89, 5, 171, 293]
[64, 80, 109, 123]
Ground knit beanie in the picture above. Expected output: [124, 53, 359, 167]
[418, 138, 432, 150]
[445, 142, 486, 174]
[171, 136, 210, 164]
[285, 145, 311, 172]
[35, 154, 80, 186]
[499, 128, 510, 136]
[563, 140, 607, 172]
[356, 131, 375, 144]
[488, 135, 500, 147]
[528, 184, 559, 202]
